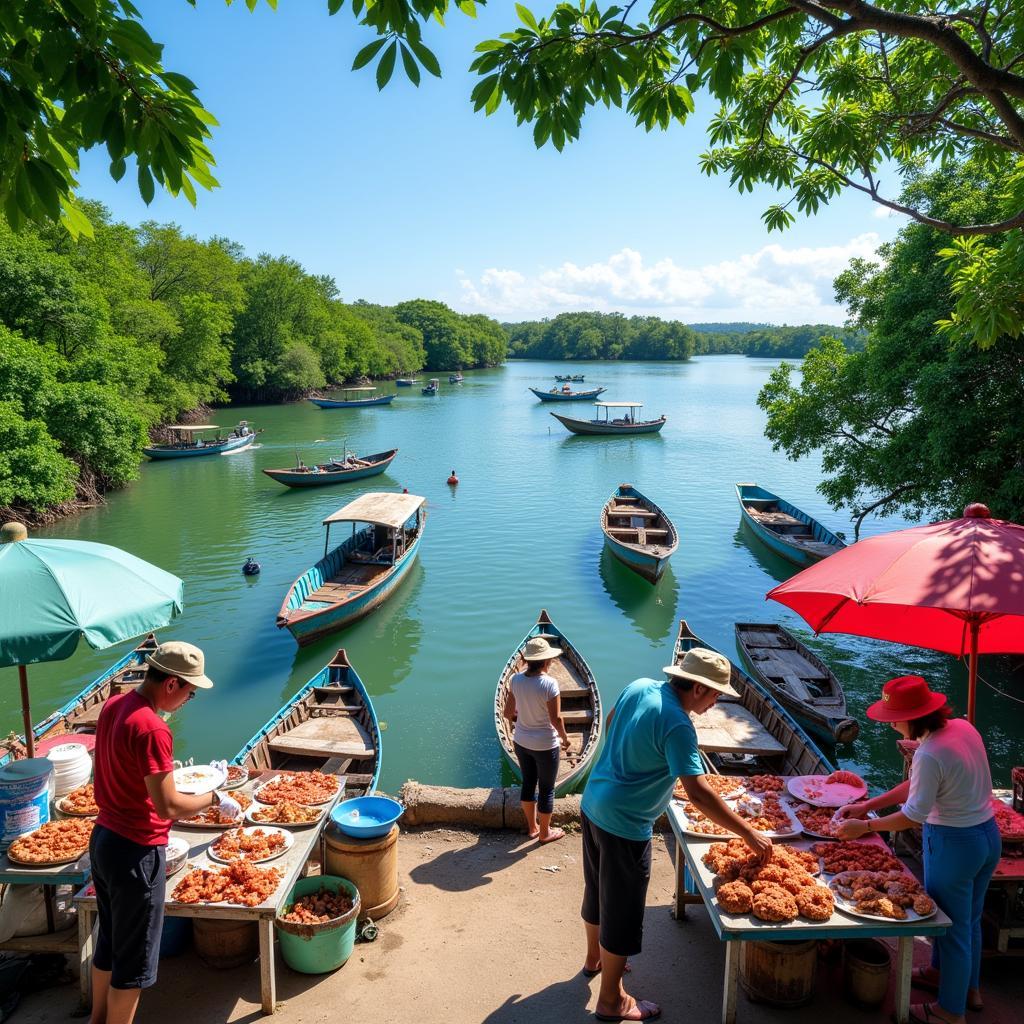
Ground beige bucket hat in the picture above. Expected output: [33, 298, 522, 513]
[663, 648, 738, 698]
[147, 641, 214, 689]
[522, 636, 563, 662]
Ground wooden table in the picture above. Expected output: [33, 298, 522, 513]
[667, 804, 951, 1024]
[76, 778, 340, 1015]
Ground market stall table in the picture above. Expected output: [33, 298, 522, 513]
[75, 775, 341, 1015]
[667, 803, 951, 1024]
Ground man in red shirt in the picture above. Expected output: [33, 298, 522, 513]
[90, 641, 239, 1024]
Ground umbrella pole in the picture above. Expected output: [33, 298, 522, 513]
[18, 665, 34, 759]
[967, 621, 980, 725]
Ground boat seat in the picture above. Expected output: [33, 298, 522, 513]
[609, 506, 657, 518]
[561, 709, 594, 725]
[779, 674, 815, 702]
[692, 703, 786, 757]
[267, 716, 375, 760]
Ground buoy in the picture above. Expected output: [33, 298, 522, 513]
[447, 470, 459, 486]
[242, 557, 261, 576]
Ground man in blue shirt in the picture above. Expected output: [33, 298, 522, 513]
[580, 648, 772, 1022]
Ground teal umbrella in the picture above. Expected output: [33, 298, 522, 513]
[0, 526, 184, 757]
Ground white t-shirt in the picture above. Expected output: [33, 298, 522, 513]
[902, 718, 994, 828]
[510, 671, 560, 751]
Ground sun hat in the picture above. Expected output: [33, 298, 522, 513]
[663, 648, 739, 698]
[146, 641, 214, 690]
[522, 636, 563, 662]
[866, 675, 946, 722]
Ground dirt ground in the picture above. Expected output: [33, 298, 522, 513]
[18, 829, 1024, 1024]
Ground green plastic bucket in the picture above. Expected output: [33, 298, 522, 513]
[275, 875, 360, 974]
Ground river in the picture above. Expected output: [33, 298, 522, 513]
[5, 357, 1020, 793]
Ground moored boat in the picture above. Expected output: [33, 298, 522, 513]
[735, 483, 845, 566]
[494, 610, 602, 796]
[529, 386, 607, 403]
[422, 379, 439, 395]
[309, 387, 396, 409]
[734, 623, 859, 746]
[550, 402, 666, 436]
[673, 620, 832, 777]
[277, 491, 426, 646]
[143, 423, 258, 460]
[449, 373, 464, 384]
[263, 449, 398, 489]
[232, 649, 380, 797]
[554, 374, 585, 382]
[395, 378, 420, 387]
[601, 484, 678, 583]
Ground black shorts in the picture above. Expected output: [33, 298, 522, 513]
[580, 812, 652, 958]
[90, 824, 166, 989]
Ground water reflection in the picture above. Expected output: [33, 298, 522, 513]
[732, 521, 799, 585]
[598, 546, 678, 646]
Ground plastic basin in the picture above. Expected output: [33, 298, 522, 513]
[330, 796, 403, 839]
[276, 876, 360, 974]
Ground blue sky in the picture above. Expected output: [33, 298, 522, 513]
[77, 2, 903, 323]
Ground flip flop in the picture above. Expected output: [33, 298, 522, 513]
[595, 998, 661, 1022]
[911, 968, 939, 992]
[903, 1002, 952, 1024]
[539, 828, 566, 844]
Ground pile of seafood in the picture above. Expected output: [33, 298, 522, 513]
[172, 859, 283, 906]
[8, 819, 93, 864]
[280, 886, 354, 924]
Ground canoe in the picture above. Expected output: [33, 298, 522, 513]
[277, 491, 426, 646]
[601, 483, 678, 583]
[494, 610, 602, 796]
[309, 392, 396, 409]
[263, 449, 398, 489]
[529, 387, 607, 403]
[673, 619, 832, 777]
[143, 423, 258, 460]
[550, 402, 666, 436]
[232, 649, 380, 797]
[735, 623, 859, 746]
[735, 483, 845, 566]
[1, 635, 158, 765]
[395, 379, 420, 387]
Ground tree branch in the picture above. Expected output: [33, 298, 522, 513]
[852, 483, 921, 539]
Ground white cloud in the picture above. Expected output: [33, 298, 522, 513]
[452, 234, 883, 323]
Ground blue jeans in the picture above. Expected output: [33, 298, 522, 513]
[923, 818, 1001, 1015]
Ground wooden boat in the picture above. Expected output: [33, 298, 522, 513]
[601, 483, 678, 583]
[494, 610, 602, 796]
[309, 387, 396, 409]
[673, 620, 832, 777]
[449, 373, 464, 384]
[263, 449, 398, 489]
[395, 378, 420, 387]
[735, 623, 859, 746]
[422, 379, 439, 395]
[232, 649, 380, 797]
[277, 491, 426, 646]
[529, 386, 607, 402]
[143, 423, 258, 460]
[554, 374, 585, 382]
[1, 635, 158, 765]
[550, 402, 666, 436]
[735, 483, 845, 566]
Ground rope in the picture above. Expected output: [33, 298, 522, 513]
[964, 656, 1024, 707]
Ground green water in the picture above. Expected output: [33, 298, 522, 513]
[5, 357, 1020, 793]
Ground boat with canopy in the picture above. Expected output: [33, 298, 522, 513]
[550, 402, 666, 436]
[142, 423, 258, 459]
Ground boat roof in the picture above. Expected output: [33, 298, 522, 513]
[166, 424, 220, 431]
[323, 492, 426, 528]
[595, 401, 643, 408]
[339, 386, 376, 393]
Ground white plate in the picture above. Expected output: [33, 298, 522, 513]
[173, 764, 226, 795]
[672, 795, 802, 841]
[208, 826, 294, 864]
[253, 773, 340, 807]
[828, 882, 937, 923]
[244, 802, 326, 829]
[223, 765, 249, 791]
[786, 774, 866, 808]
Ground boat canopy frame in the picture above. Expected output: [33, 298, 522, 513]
[321, 492, 426, 558]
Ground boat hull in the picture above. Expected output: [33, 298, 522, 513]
[735, 484, 844, 567]
[395, 380, 418, 387]
[263, 450, 398, 489]
[529, 387, 607, 402]
[309, 395, 396, 408]
[603, 535, 671, 583]
[143, 433, 255, 460]
[550, 412, 665, 435]
[601, 484, 678, 583]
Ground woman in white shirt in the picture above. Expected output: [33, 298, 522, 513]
[502, 636, 572, 844]
[838, 676, 1000, 1024]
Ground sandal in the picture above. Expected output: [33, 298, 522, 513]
[595, 998, 661, 1022]
[905, 1003, 956, 1024]
[539, 827, 566, 844]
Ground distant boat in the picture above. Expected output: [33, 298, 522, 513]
[309, 387, 396, 409]
[550, 402, 666, 436]
[529, 386, 607, 403]
[494, 610, 602, 797]
[735, 483, 845, 566]
[601, 483, 678, 583]
[422, 379, 439, 395]
[262, 449, 398, 489]
[143, 422, 258, 460]
[554, 374, 585, 382]
[277, 491, 426, 645]
[735, 623, 859, 746]
[232, 648, 380, 797]
[395, 378, 420, 387]
[449, 373, 464, 384]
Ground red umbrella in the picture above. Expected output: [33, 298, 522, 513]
[766, 504, 1024, 723]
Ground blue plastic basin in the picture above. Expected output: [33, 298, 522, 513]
[330, 796, 403, 839]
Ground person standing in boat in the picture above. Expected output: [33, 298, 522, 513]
[89, 642, 240, 1024]
[837, 676, 1000, 1024]
[502, 636, 573, 844]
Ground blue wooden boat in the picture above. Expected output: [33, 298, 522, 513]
[232, 648, 380, 797]
[277, 491, 426, 646]
[735, 483, 845, 567]
[395, 378, 420, 387]
[494, 610, 602, 796]
[554, 374, 585, 382]
[550, 402, 666, 436]
[309, 387, 396, 409]
[529, 386, 607, 402]
[263, 449, 398, 489]
[601, 483, 678, 583]
[421, 379, 439, 395]
[673, 620, 833, 776]
[143, 423, 258, 460]
[1, 635, 157, 765]
[449, 373, 464, 384]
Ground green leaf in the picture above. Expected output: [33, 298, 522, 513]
[110, 156, 127, 182]
[26, 161, 62, 220]
[515, 4, 539, 33]
[137, 164, 155, 204]
[376, 42, 398, 90]
[400, 44, 421, 87]
[408, 39, 441, 78]
[327, 0, 343, 12]
[60, 199, 94, 240]
[352, 38, 387, 71]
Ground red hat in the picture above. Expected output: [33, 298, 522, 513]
[866, 676, 948, 722]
